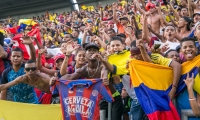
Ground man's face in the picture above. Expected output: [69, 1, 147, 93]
[107, 30, 116, 37]
[181, 41, 197, 61]
[177, 18, 187, 28]
[63, 34, 71, 42]
[107, 23, 114, 29]
[11, 51, 23, 66]
[51, 22, 56, 29]
[164, 26, 176, 40]
[25, 62, 37, 77]
[55, 58, 64, 69]
[167, 51, 181, 63]
[120, 19, 127, 25]
[72, 31, 79, 38]
[193, 14, 200, 23]
[181, 8, 188, 16]
[86, 48, 99, 60]
[131, 53, 143, 61]
[110, 40, 124, 53]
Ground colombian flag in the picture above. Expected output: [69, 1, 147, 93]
[129, 55, 200, 120]
[18, 19, 37, 33]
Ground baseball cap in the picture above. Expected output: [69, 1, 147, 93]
[108, 21, 114, 24]
[85, 42, 100, 51]
[53, 53, 65, 62]
[119, 17, 129, 21]
[182, 16, 192, 30]
[146, 2, 156, 11]
[193, 12, 200, 17]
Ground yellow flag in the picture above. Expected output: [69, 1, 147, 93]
[0, 100, 62, 120]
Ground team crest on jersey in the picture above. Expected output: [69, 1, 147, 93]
[68, 90, 73, 94]
[92, 90, 98, 96]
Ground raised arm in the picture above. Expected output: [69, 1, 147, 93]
[168, 60, 181, 99]
[142, 14, 151, 43]
[184, 73, 200, 116]
[37, 49, 57, 76]
[113, 3, 119, 25]
[60, 67, 85, 80]
[188, 0, 194, 18]
[136, 39, 152, 62]
[22, 35, 36, 61]
[60, 44, 75, 76]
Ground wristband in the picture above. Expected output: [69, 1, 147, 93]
[189, 98, 196, 101]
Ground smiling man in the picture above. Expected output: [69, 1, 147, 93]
[176, 37, 200, 120]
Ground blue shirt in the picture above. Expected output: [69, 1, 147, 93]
[176, 88, 200, 120]
[2, 66, 38, 104]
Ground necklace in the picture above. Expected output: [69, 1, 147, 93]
[87, 61, 99, 78]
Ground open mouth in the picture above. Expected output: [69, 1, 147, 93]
[185, 51, 193, 58]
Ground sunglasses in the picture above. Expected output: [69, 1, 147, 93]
[25, 67, 37, 71]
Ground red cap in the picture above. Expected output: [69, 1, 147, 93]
[53, 53, 65, 62]
[108, 21, 114, 24]
[146, 2, 156, 11]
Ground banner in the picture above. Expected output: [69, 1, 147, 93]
[0, 100, 62, 120]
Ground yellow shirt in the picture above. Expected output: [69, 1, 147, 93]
[108, 50, 132, 75]
[194, 74, 200, 94]
[150, 53, 172, 66]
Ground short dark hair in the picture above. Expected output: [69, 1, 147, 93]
[163, 24, 176, 32]
[25, 59, 35, 64]
[180, 37, 196, 47]
[107, 28, 116, 33]
[164, 49, 177, 57]
[12, 47, 23, 55]
[65, 33, 73, 38]
[110, 36, 123, 44]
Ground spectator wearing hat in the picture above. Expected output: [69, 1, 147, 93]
[177, 16, 192, 38]
[193, 12, 200, 24]
[113, 3, 129, 35]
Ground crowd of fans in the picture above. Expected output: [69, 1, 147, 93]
[1, 0, 200, 119]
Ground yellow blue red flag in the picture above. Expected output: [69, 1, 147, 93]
[129, 55, 200, 120]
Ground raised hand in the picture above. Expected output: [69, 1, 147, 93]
[49, 72, 58, 86]
[136, 39, 144, 49]
[21, 34, 33, 45]
[91, 53, 104, 62]
[161, 44, 170, 53]
[124, 27, 132, 35]
[184, 73, 195, 90]
[121, 89, 128, 98]
[38, 49, 47, 56]
[66, 44, 74, 55]
[112, 2, 118, 9]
